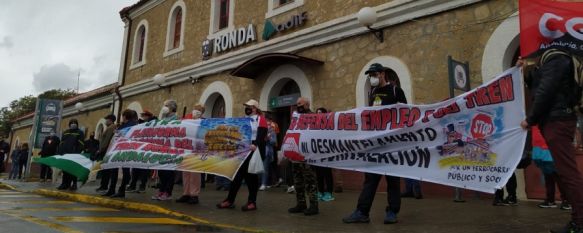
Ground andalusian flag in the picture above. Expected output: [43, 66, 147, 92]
[33, 154, 94, 182]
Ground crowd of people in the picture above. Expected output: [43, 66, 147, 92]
[1, 47, 583, 232]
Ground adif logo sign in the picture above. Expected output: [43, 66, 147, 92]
[539, 13, 583, 41]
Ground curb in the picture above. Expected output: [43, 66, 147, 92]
[0, 182, 267, 233]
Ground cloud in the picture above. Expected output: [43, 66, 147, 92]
[32, 63, 89, 92]
[0, 36, 13, 49]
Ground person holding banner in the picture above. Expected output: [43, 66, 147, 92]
[105, 109, 138, 198]
[127, 110, 157, 193]
[152, 100, 179, 201]
[520, 49, 583, 233]
[287, 98, 320, 216]
[57, 119, 85, 191]
[95, 114, 117, 193]
[176, 104, 204, 205]
[343, 63, 406, 224]
[216, 99, 267, 211]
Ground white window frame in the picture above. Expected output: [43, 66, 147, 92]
[266, 0, 304, 18]
[164, 0, 186, 57]
[208, 0, 235, 38]
[130, 20, 149, 70]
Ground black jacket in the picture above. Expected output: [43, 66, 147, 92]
[39, 136, 60, 157]
[527, 53, 578, 126]
[84, 138, 99, 160]
[58, 128, 85, 154]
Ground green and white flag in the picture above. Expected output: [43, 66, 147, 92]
[34, 154, 93, 182]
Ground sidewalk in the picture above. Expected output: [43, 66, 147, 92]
[0, 178, 570, 233]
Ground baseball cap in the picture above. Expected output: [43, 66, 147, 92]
[244, 99, 259, 108]
[365, 63, 385, 74]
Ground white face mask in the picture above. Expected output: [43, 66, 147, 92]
[161, 106, 170, 114]
[370, 77, 380, 87]
[192, 110, 202, 118]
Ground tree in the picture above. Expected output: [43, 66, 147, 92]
[0, 89, 77, 138]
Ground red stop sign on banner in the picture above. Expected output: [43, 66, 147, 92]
[471, 113, 494, 139]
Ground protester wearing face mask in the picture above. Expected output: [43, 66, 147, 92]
[127, 110, 156, 192]
[104, 110, 139, 198]
[39, 133, 60, 182]
[343, 63, 405, 225]
[57, 118, 85, 191]
[176, 104, 204, 205]
[152, 100, 179, 201]
[96, 114, 117, 193]
[287, 97, 320, 216]
[217, 99, 267, 211]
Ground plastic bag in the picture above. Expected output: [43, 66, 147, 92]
[247, 149, 264, 174]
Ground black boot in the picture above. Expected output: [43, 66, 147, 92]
[288, 203, 307, 213]
[304, 203, 319, 216]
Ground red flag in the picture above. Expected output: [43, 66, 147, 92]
[519, 0, 583, 57]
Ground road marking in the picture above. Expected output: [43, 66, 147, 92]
[2, 212, 83, 233]
[0, 200, 74, 204]
[53, 217, 194, 225]
[12, 207, 119, 212]
[0, 195, 43, 198]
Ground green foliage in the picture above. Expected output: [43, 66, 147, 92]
[0, 89, 77, 137]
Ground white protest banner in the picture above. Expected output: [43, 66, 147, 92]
[101, 118, 253, 180]
[282, 67, 526, 193]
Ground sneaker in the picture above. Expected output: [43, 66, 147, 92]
[95, 187, 108, 192]
[216, 200, 235, 209]
[241, 202, 257, 211]
[188, 196, 199, 205]
[317, 192, 323, 201]
[259, 185, 267, 191]
[550, 221, 583, 233]
[492, 198, 505, 206]
[287, 186, 296, 194]
[342, 210, 370, 224]
[503, 196, 518, 206]
[538, 201, 557, 208]
[560, 202, 572, 210]
[384, 211, 398, 224]
[151, 192, 162, 200]
[304, 205, 319, 216]
[321, 192, 335, 202]
[158, 193, 172, 201]
[288, 204, 307, 213]
[176, 195, 190, 203]
[126, 186, 136, 192]
[275, 179, 283, 187]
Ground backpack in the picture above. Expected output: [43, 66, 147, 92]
[540, 49, 583, 112]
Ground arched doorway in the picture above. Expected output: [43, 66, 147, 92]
[269, 79, 301, 144]
[210, 94, 226, 118]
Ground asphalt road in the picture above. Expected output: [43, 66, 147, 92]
[0, 188, 232, 233]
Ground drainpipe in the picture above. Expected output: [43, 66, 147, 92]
[116, 14, 132, 123]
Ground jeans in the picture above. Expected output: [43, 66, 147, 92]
[404, 178, 422, 196]
[9, 162, 19, 179]
[356, 173, 401, 215]
[261, 149, 273, 186]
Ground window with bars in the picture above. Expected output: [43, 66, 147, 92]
[138, 26, 146, 62]
[218, 0, 229, 30]
[173, 8, 182, 49]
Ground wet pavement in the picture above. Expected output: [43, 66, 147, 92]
[0, 178, 573, 233]
[0, 187, 233, 233]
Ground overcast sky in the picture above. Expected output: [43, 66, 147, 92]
[0, 0, 136, 108]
